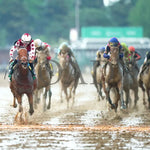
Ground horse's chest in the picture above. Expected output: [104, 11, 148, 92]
[106, 65, 122, 83]
[13, 82, 34, 94]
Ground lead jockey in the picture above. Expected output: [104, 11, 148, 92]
[103, 37, 123, 59]
[103, 37, 128, 71]
[8, 33, 36, 81]
[34, 39, 53, 76]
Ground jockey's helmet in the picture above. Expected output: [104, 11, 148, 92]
[21, 33, 32, 44]
[98, 46, 105, 52]
[121, 43, 128, 51]
[34, 39, 42, 48]
[109, 37, 119, 47]
[59, 42, 70, 52]
[128, 46, 135, 52]
[59, 42, 69, 49]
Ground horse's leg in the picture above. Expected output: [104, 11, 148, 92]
[71, 84, 77, 107]
[97, 84, 100, 101]
[124, 89, 130, 108]
[27, 94, 34, 115]
[17, 96, 23, 113]
[138, 79, 146, 105]
[68, 86, 72, 100]
[146, 88, 150, 109]
[114, 87, 121, 112]
[64, 88, 69, 109]
[15, 96, 23, 122]
[105, 84, 115, 109]
[99, 83, 105, 100]
[47, 88, 52, 109]
[60, 85, 63, 103]
[13, 95, 17, 108]
[42, 88, 47, 112]
[33, 89, 38, 109]
[118, 81, 126, 109]
[133, 87, 139, 108]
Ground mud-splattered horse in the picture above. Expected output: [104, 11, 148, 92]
[102, 47, 126, 112]
[10, 48, 37, 117]
[58, 52, 80, 108]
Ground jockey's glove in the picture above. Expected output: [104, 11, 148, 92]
[103, 53, 110, 59]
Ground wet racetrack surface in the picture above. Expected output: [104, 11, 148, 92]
[0, 74, 150, 150]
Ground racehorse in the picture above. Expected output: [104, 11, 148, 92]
[34, 50, 52, 111]
[138, 54, 150, 109]
[92, 52, 106, 101]
[102, 47, 126, 112]
[125, 58, 139, 108]
[58, 52, 80, 108]
[10, 48, 37, 118]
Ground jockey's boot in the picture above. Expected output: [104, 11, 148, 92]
[8, 59, 17, 81]
[29, 63, 36, 80]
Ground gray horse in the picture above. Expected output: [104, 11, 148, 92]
[123, 57, 139, 108]
[58, 52, 80, 108]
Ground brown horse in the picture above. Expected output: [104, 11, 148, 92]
[138, 57, 150, 109]
[92, 52, 106, 101]
[102, 47, 126, 112]
[58, 52, 80, 108]
[34, 50, 52, 111]
[10, 48, 37, 116]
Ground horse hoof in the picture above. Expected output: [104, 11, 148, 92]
[111, 104, 116, 109]
[12, 104, 17, 108]
[102, 96, 105, 100]
[47, 106, 50, 109]
[121, 105, 126, 110]
[29, 110, 34, 115]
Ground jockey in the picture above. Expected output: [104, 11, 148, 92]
[128, 46, 141, 71]
[121, 42, 131, 63]
[57, 42, 80, 76]
[8, 33, 36, 81]
[93, 46, 105, 71]
[128, 46, 141, 61]
[103, 37, 126, 70]
[34, 39, 53, 76]
[96, 47, 105, 61]
[103, 37, 123, 59]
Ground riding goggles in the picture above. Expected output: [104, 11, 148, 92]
[21, 40, 30, 44]
[109, 42, 119, 47]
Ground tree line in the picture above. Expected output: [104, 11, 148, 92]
[0, 0, 149, 48]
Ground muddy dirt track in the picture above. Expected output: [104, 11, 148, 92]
[0, 73, 150, 150]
